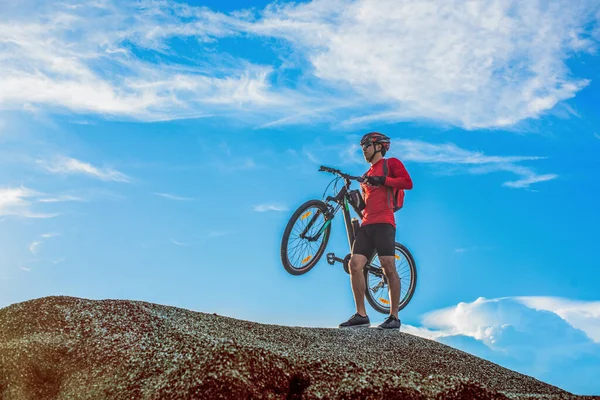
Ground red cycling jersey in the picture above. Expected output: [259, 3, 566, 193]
[360, 157, 413, 228]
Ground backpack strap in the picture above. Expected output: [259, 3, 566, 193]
[382, 159, 393, 210]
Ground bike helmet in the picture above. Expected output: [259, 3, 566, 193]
[360, 132, 390, 157]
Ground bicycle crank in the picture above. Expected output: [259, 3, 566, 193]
[342, 254, 351, 274]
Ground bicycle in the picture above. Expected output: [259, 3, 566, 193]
[280, 165, 417, 314]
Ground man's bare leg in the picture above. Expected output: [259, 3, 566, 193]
[379, 256, 400, 319]
[349, 254, 368, 316]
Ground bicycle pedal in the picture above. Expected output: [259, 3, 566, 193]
[326, 253, 336, 265]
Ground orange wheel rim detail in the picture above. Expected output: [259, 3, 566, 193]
[300, 211, 312, 220]
[302, 255, 313, 264]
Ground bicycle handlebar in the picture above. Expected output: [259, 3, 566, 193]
[319, 165, 365, 183]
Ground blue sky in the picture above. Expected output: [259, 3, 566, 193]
[1, 0, 600, 395]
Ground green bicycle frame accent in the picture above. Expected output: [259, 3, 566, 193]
[301, 183, 384, 278]
[301, 210, 332, 241]
[316, 219, 332, 236]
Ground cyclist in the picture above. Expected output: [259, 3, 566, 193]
[339, 132, 413, 330]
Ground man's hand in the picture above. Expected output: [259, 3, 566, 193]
[365, 176, 386, 186]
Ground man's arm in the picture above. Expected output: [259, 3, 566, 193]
[384, 158, 413, 190]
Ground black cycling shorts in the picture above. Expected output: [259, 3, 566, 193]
[352, 223, 396, 258]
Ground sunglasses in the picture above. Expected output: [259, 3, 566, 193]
[361, 142, 374, 149]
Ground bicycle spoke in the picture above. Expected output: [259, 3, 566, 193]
[289, 242, 304, 266]
[290, 238, 310, 267]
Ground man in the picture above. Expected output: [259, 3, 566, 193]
[339, 132, 413, 330]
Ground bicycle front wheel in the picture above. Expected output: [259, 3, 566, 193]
[280, 200, 332, 275]
[364, 242, 417, 314]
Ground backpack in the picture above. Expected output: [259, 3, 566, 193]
[359, 158, 405, 213]
[382, 159, 405, 212]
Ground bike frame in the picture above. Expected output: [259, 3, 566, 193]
[325, 185, 359, 249]
[300, 179, 383, 277]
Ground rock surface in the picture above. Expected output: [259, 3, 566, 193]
[0, 296, 597, 400]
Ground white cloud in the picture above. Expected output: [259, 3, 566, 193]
[468, 162, 558, 189]
[395, 140, 544, 164]
[41, 232, 60, 238]
[285, 136, 555, 189]
[303, 150, 320, 164]
[252, 0, 599, 129]
[27, 232, 61, 256]
[502, 173, 558, 189]
[0, 186, 58, 218]
[401, 324, 446, 341]
[37, 156, 130, 182]
[395, 139, 557, 188]
[516, 296, 600, 343]
[413, 296, 600, 395]
[1, 0, 597, 129]
[339, 144, 365, 165]
[170, 239, 190, 246]
[38, 195, 84, 203]
[28, 241, 41, 254]
[153, 192, 196, 201]
[0, 1, 302, 122]
[253, 204, 289, 212]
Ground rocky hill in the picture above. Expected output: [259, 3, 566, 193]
[0, 296, 596, 399]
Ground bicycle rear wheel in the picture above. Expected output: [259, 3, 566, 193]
[364, 242, 417, 314]
[280, 200, 332, 275]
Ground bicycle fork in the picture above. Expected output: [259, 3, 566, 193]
[299, 210, 331, 242]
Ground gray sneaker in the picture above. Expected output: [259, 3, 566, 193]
[339, 313, 370, 329]
[377, 315, 401, 330]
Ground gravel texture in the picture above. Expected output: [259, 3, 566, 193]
[0, 296, 598, 400]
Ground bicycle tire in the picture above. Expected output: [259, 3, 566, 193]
[364, 242, 417, 314]
[280, 199, 332, 275]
